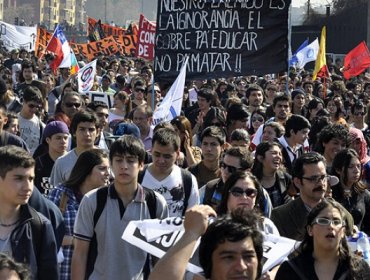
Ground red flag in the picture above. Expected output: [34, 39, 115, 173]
[343, 41, 370, 80]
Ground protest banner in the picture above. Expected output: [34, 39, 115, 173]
[0, 21, 37, 51]
[154, 0, 291, 81]
[78, 59, 97, 93]
[35, 27, 52, 57]
[88, 91, 114, 108]
[137, 14, 156, 60]
[88, 17, 129, 37]
[122, 217, 298, 274]
[71, 36, 121, 61]
[113, 34, 137, 56]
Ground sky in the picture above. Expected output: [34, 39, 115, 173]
[292, 0, 333, 7]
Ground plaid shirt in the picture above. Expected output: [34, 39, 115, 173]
[48, 185, 80, 280]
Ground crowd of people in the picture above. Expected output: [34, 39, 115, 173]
[1, 44, 370, 280]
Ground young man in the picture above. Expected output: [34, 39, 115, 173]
[271, 152, 332, 240]
[226, 103, 249, 138]
[50, 110, 98, 187]
[200, 146, 254, 210]
[245, 84, 264, 113]
[140, 128, 199, 217]
[314, 124, 349, 172]
[252, 94, 291, 147]
[278, 114, 311, 174]
[188, 126, 226, 187]
[14, 60, 36, 99]
[0, 106, 28, 150]
[34, 121, 69, 194]
[18, 86, 45, 154]
[0, 146, 58, 279]
[149, 205, 263, 280]
[72, 135, 168, 279]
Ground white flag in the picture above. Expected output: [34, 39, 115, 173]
[295, 38, 319, 69]
[0, 21, 37, 51]
[78, 59, 97, 93]
[152, 58, 188, 125]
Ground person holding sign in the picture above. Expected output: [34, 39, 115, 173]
[149, 205, 263, 280]
[276, 199, 370, 279]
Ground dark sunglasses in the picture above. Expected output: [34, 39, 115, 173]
[135, 88, 145, 93]
[220, 162, 241, 173]
[27, 103, 42, 110]
[252, 117, 264, 122]
[229, 187, 258, 198]
[64, 102, 81, 108]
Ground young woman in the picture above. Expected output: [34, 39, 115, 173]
[248, 109, 266, 136]
[252, 142, 294, 207]
[325, 96, 348, 127]
[276, 199, 370, 279]
[217, 171, 279, 280]
[48, 149, 110, 280]
[261, 122, 285, 143]
[108, 90, 132, 125]
[331, 149, 370, 235]
[3, 112, 19, 136]
[170, 116, 202, 168]
[349, 128, 370, 187]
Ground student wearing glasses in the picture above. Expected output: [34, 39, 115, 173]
[18, 86, 45, 155]
[271, 152, 332, 240]
[217, 171, 279, 280]
[349, 101, 367, 131]
[276, 199, 370, 279]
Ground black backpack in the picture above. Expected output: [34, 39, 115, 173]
[138, 165, 193, 216]
[85, 185, 157, 279]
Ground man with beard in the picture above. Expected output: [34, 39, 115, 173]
[188, 126, 226, 188]
[132, 105, 153, 151]
[244, 84, 265, 114]
[271, 152, 333, 240]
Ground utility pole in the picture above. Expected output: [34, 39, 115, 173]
[104, 0, 107, 23]
[307, 0, 310, 19]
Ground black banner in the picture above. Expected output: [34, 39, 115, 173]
[154, 0, 291, 82]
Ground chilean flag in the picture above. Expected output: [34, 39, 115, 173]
[46, 25, 75, 73]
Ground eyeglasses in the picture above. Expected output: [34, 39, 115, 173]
[135, 88, 145, 93]
[64, 102, 81, 108]
[252, 117, 264, 122]
[301, 174, 329, 184]
[229, 187, 258, 198]
[220, 162, 242, 173]
[312, 217, 344, 227]
[27, 103, 42, 110]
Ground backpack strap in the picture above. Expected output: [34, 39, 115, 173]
[0, 131, 9, 147]
[86, 186, 109, 279]
[39, 120, 44, 144]
[138, 164, 148, 185]
[59, 192, 69, 214]
[29, 207, 43, 267]
[180, 168, 193, 216]
[143, 187, 157, 219]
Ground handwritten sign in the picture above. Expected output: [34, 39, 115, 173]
[35, 27, 52, 57]
[71, 36, 121, 61]
[154, 0, 291, 81]
[137, 14, 156, 60]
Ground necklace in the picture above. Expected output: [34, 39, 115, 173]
[0, 220, 19, 227]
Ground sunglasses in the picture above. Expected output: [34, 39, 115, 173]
[252, 117, 264, 122]
[220, 162, 242, 173]
[27, 103, 42, 110]
[229, 187, 257, 198]
[312, 217, 344, 227]
[64, 102, 81, 108]
[135, 88, 145, 93]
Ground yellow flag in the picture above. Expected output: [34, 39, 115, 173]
[313, 26, 328, 80]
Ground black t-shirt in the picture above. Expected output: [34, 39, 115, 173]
[34, 153, 55, 194]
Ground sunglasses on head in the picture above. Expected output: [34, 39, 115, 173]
[220, 162, 241, 173]
[229, 187, 258, 198]
[64, 102, 81, 108]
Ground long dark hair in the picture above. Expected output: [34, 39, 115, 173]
[252, 142, 283, 180]
[217, 171, 265, 216]
[64, 149, 109, 191]
[293, 199, 362, 279]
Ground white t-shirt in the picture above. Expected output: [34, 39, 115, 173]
[141, 165, 200, 217]
[18, 114, 45, 155]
